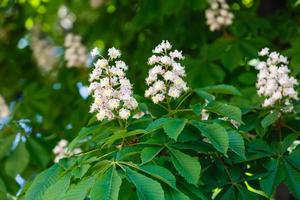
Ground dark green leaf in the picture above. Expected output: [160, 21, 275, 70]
[168, 147, 201, 185]
[125, 167, 165, 200]
[141, 146, 164, 164]
[163, 118, 187, 141]
[192, 121, 229, 155]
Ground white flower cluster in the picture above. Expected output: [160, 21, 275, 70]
[0, 96, 9, 119]
[88, 47, 138, 121]
[255, 48, 299, 112]
[31, 36, 58, 74]
[58, 5, 76, 30]
[205, 0, 234, 32]
[52, 139, 82, 163]
[64, 33, 88, 68]
[53, 139, 82, 163]
[145, 40, 188, 104]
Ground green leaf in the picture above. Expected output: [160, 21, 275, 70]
[191, 103, 203, 116]
[168, 147, 201, 185]
[288, 147, 300, 169]
[260, 159, 284, 197]
[220, 186, 236, 200]
[42, 173, 72, 200]
[261, 111, 280, 129]
[220, 43, 242, 71]
[0, 134, 15, 159]
[237, 187, 259, 200]
[205, 101, 243, 123]
[165, 187, 190, 200]
[0, 177, 7, 200]
[192, 121, 229, 155]
[141, 146, 164, 164]
[125, 167, 165, 200]
[5, 142, 29, 178]
[228, 130, 245, 159]
[163, 118, 187, 141]
[140, 164, 177, 189]
[90, 166, 122, 200]
[202, 84, 241, 96]
[25, 164, 62, 200]
[69, 125, 103, 150]
[72, 164, 91, 179]
[61, 177, 95, 200]
[105, 129, 147, 146]
[146, 118, 170, 132]
[283, 160, 300, 199]
[282, 134, 299, 152]
[194, 89, 215, 102]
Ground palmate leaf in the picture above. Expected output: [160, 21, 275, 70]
[191, 121, 229, 155]
[228, 130, 245, 159]
[163, 118, 187, 141]
[90, 166, 122, 200]
[124, 167, 165, 200]
[141, 146, 164, 164]
[168, 147, 201, 186]
[61, 177, 95, 200]
[205, 101, 243, 123]
[25, 164, 62, 200]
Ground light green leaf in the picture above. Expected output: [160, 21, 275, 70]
[72, 164, 91, 179]
[125, 167, 165, 200]
[228, 130, 245, 159]
[205, 101, 243, 123]
[168, 147, 201, 185]
[141, 146, 164, 164]
[25, 164, 62, 200]
[61, 177, 95, 200]
[42, 173, 72, 200]
[69, 125, 101, 150]
[194, 89, 215, 102]
[261, 111, 280, 129]
[192, 121, 229, 155]
[163, 118, 187, 141]
[202, 84, 241, 96]
[5, 142, 29, 178]
[90, 166, 122, 200]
